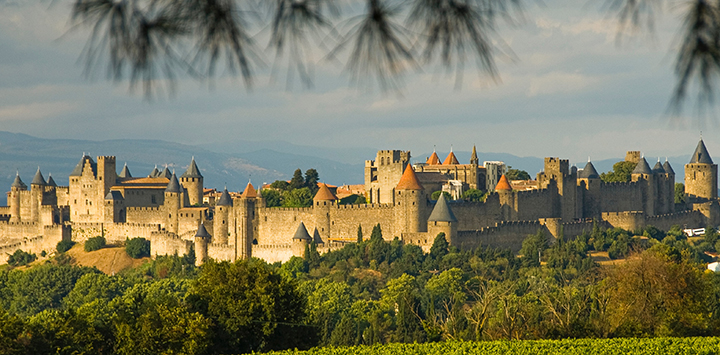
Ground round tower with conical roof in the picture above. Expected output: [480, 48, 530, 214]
[578, 160, 601, 218]
[313, 183, 337, 242]
[214, 188, 232, 245]
[236, 181, 259, 260]
[291, 222, 312, 257]
[30, 168, 46, 222]
[631, 156, 657, 215]
[394, 164, 427, 235]
[194, 223, 211, 266]
[9, 173, 26, 222]
[427, 193, 458, 246]
[495, 174, 516, 220]
[180, 157, 203, 206]
[685, 139, 718, 202]
[164, 173, 182, 234]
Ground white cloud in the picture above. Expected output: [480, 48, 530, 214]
[527, 71, 602, 97]
[0, 101, 77, 121]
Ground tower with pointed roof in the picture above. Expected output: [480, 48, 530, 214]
[194, 223, 211, 266]
[291, 222, 312, 257]
[214, 188, 232, 244]
[427, 193, 458, 245]
[313, 184, 338, 243]
[30, 168, 46, 223]
[180, 157, 204, 206]
[577, 160, 602, 218]
[470, 145, 479, 166]
[685, 139, 718, 202]
[8, 173, 26, 222]
[164, 173, 182, 234]
[104, 191, 125, 223]
[233, 181, 260, 259]
[630, 156, 657, 215]
[394, 164, 428, 235]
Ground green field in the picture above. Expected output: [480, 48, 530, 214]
[262, 337, 720, 355]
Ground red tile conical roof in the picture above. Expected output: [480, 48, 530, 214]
[443, 151, 459, 165]
[495, 174, 512, 191]
[314, 183, 338, 201]
[426, 151, 441, 165]
[241, 182, 257, 198]
[396, 164, 423, 190]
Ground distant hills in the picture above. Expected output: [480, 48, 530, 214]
[0, 131, 692, 205]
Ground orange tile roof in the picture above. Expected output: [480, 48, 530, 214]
[396, 164, 423, 190]
[495, 175, 512, 191]
[443, 151, 459, 165]
[241, 182, 258, 198]
[314, 183, 338, 201]
[426, 151, 441, 165]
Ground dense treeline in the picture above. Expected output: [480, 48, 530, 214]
[1, 223, 720, 354]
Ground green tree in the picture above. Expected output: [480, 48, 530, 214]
[126, 238, 151, 258]
[357, 225, 363, 243]
[7, 250, 36, 267]
[63, 273, 130, 310]
[188, 259, 309, 353]
[520, 231, 549, 267]
[261, 189, 282, 207]
[462, 189, 486, 202]
[56, 240, 75, 253]
[370, 224, 383, 242]
[305, 169, 320, 194]
[270, 180, 290, 191]
[600, 161, 637, 183]
[0, 307, 27, 355]
[675, 183, 686, 204]
[430, 233, 449, 261]
[84, 236, 106, 252]
[290, 169, 305, 190]
[431, 191, 452, 201]
[506, 169, 531, 180]
[26, 309, 110, 355]
[282, 187, 313, 207]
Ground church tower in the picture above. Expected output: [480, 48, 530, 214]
[685, 139, 718, 202]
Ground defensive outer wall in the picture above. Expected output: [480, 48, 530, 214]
[0, 141, 718, 265]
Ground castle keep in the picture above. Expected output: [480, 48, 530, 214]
[0, 140, 718, 265]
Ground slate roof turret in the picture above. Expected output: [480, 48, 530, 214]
[632, 157, 653, 175]
[396, 164, 424, 190]
[293, 222, 312, 240]
[165, 174, 182, 193]
[579, 161, 599, 179]
[47, 174, 57, 187]
[313, 228, 324, 244]
[118, 163, 132, 178]
[70, 154, 96, 177]
[663, 160, 675, 174]
[181, 157, 203, 178]
[105, 191, 124, 200]
[217, 188, 233, 206]
[652, 160, 665, 174]
[32, 168, 46, 186]
[195, 223, 211, 239]
[160, 166, 172, 179]
[148, 166, 160, 178]
[428, 193, 457, 222]
[690, 139, 714, 164]
[11, 173, 26, 189]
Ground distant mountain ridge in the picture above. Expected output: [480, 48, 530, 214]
[0, 131, 691, 206]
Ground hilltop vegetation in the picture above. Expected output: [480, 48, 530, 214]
[1, 223, 720, 354]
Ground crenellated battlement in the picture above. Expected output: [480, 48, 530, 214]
[334, 203, 393, 210]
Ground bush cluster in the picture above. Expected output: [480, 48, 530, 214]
[84, 236, 106, 252]
[126, 237, 151, 259]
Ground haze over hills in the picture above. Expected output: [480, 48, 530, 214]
[0, 131, 693, 206]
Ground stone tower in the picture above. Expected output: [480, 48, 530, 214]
[214, 188, 232, 245]
[194, 223, 210, 266]
[104, 191, 125, 223]
[631, 157, 656, 215]
[537, 158, 577, 220]
[30, 168, 46, 223]
[495, 174, 515, 220]
[365, 150, 411, 204]
[180, 157, 203, 206]
[685, 139, 718, 202]
[237, 182, 259, 260]
[427, 193, 458, 246]
[394, 164, 427, 236]
[8, 173, 26, 222]
[470, 145, 479, 166]
[577, 160, 601, 219]
[164, 173, 182, 234]
[291, 222, 312, 257]
[313, 183, 338, 242]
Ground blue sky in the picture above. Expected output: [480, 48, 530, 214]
[0, 0, 714, 165]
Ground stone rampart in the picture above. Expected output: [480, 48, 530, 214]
[515, 188, 555, 220]
[600, 182, 643, 212]
[256, 207, 314, 245]
[645, 210, 704, 230]
[150, 231, 192, 257]
[126, 206, 165, 224]
[456, 220, 548, 252]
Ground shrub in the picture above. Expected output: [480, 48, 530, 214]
[126, 237, 151, 259]
[57, 240, 75, 253]
[84, 236, 106, 252]
[7, 249, 36, 266]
